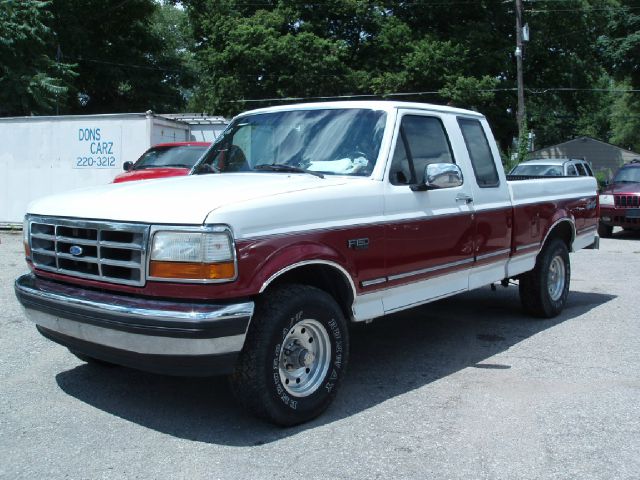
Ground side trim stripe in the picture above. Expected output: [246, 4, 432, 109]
[361, 249, 512, 288]
[516, 242, 540, 252]
[577, 225, 597, 235]
[475, 248, 511, 261]
[387, 257, 474, 282]
[361, 278, 387, 288]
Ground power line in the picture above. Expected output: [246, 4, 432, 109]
[70, 57, 184, 74]
[529, 87, 640, 93]
[226, 87, 640, 103]
[526, 6, 640, 13]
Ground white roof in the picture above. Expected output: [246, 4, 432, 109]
[239, 101, 484, 119]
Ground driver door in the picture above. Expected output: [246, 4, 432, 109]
[382, 111, 475, 312]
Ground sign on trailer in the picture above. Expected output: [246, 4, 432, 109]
[0, 112, 191, 224]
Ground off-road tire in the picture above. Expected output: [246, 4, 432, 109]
[519, 238, 571, 318]
[229, 284, 349, 426]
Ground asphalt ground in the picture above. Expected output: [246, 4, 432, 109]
[1, 229, 638, 480]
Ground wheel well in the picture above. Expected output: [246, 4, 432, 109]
[264, 264, 355, 319]
[544, 220, 574, 250]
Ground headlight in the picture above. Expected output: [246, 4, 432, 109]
[149, 227, 236, 282]
[599, 194, 614, 206]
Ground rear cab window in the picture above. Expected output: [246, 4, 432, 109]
[457, 118, 499, 188]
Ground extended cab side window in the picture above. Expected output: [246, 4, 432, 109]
[567, 164, 578, 176]
[575, 163, 588, 176]
[584, 163, 594, 176]
[389, 115, 454, 185]
[457, 118, 499, 188]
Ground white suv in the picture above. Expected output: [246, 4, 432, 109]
[509, 158, 594, 177]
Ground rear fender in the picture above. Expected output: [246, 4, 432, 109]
[540, 216, 576, 251]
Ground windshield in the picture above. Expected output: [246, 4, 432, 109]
[134, 145, 208, 170]
[511, 164, 563, 176]
[195, 108, 387, 176]
[613, 167, 640, 183]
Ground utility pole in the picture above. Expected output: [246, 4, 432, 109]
[515, 0, 525, 137]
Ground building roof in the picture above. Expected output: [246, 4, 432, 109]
[527, 136, 640, 174]
[529, 136, 640, 158]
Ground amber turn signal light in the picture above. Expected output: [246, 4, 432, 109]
[149, 261, 236, 280]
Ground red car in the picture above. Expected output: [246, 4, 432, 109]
[113, 142, 210, 183]
[598, 159, 640, 237]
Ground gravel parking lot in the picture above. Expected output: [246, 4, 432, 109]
[1, 229, 639, 480]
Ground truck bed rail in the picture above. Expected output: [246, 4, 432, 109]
[506, 174, 572, 181]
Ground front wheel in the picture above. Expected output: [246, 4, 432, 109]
[519, 238, 571, 318]
[230, 284, 349, 426]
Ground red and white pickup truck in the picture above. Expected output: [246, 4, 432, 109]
[15, 101, 598, 425]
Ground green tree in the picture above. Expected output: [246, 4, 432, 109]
[151, 1, 198, 104]
[597, 0, 640, 150]
[186, 2, 354, 115]
[182, 0, 631, 153]
[609, 83, 640, 151]
[185, 0, 506, 131]
[0, 0, 76, 115]
[519, 0, 612, 148]
[598, 0, 640, 88]
[49, 0, 187, 113]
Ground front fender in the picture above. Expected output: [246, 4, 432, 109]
[237, 239, 356, 294]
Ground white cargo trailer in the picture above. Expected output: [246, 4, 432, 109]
[0, 112, 213, 225]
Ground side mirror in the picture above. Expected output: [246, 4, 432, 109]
[123, 161, 133, 172]
[411, 163, 463, 191]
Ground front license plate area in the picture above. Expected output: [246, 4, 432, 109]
[626, 209, 640, 218]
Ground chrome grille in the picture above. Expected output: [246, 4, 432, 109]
[28, 216, 149, 286]
[614, 195, 640, 208]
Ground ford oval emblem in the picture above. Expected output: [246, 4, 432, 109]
[69, 245, 83, 256]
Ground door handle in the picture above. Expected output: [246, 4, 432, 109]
[456, 193, 474, 204]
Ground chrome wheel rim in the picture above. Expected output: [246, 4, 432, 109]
[547, 256, 566, 301]
[278, 319, 331, 397]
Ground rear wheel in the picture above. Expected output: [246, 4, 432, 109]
[519, 238, 571, 318]
[230, 284, 349, 426]
[598, 222, 613, 238]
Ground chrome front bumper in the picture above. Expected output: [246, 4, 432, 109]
[15, 274, 254, 375]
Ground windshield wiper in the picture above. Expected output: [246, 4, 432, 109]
[254, 164, 324, 179]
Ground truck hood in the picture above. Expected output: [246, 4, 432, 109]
[28, 173, 350, 225]
[601, 182, 640, 195]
